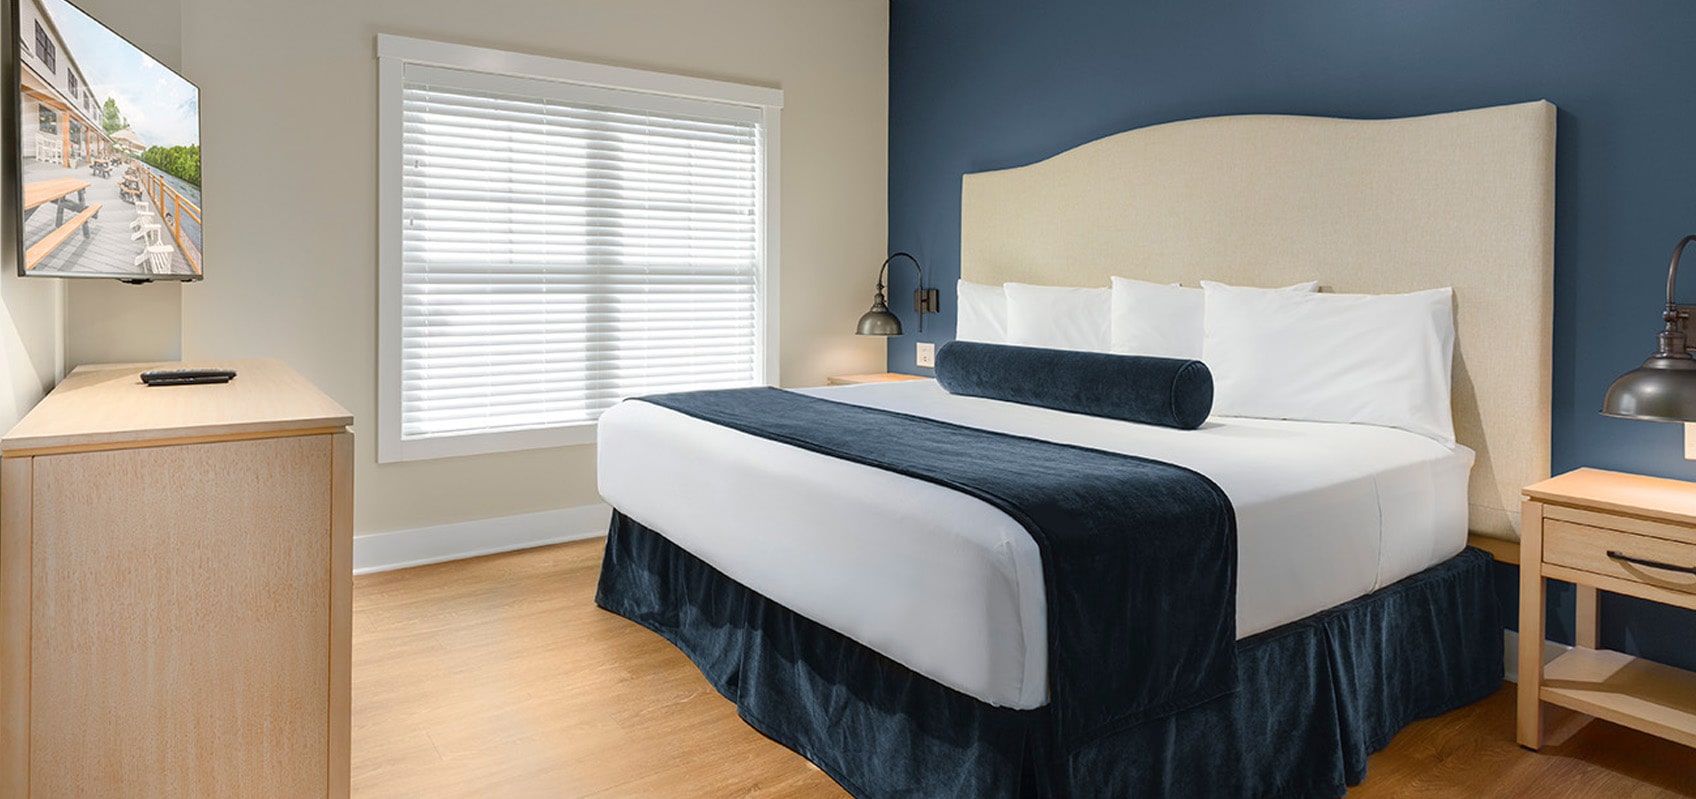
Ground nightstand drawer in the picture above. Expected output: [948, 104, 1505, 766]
[1545, 519, 1696, 594]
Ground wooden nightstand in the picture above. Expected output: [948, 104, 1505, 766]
[1519, 468, 1696, 751]
[826, 372, 928, 386]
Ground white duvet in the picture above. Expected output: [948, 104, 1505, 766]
[597, 379, 1471, 710]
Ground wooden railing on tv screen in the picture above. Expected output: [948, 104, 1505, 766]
[140, 167, 203, 276]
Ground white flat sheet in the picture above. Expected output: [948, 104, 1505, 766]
[597, 379, 1472, 710]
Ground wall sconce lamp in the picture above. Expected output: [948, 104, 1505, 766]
[1602, 234, 1696, 428]
[855, 252, 940, 336]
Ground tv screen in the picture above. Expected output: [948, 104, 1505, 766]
[8, 0, 200, 281]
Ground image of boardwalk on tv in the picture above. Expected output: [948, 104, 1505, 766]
[18, 0, 200, 279]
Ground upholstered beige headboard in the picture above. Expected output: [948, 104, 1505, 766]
[961, 101, 1555, 541]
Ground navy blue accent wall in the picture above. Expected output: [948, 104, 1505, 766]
[889, 0, 1696, 670]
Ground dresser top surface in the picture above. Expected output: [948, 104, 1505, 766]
[1, 359, 352, 455]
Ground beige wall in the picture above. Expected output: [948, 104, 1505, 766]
[63, 0, 889, 534]
[66, 280, 181, 365]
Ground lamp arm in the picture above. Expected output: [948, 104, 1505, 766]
[879, 252, 926, 332]
[1668, 235, 1696, 308]
[1658, 235, 1696, 356]
[879, 252, 923, 286]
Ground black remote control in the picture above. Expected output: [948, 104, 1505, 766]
[141, 368, 238, 386]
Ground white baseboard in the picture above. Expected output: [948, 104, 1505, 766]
[1501, 629, 1572, 684]
[352, 503, 612, 575]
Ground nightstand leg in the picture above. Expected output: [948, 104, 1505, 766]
[1518, 500, 1546, 750]
[1575, 585, 1598, 650]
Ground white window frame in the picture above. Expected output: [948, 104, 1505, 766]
[376, 34, 782, 463]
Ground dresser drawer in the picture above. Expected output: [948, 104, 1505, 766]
[1544, 519, 1696, 594]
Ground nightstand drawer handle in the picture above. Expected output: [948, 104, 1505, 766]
[1606, 550, 1696, 575]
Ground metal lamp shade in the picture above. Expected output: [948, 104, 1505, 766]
[856, 307, 902, 336]
[1602, 355, 1696, 422]
[1601, 234, 1696, 423]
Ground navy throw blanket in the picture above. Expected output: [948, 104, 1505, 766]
[633, 387, 1238, 752]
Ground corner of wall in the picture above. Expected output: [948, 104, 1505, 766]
[0, 271, 65, 429]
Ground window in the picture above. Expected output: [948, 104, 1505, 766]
[38, 106, 56, 135]
[34, 22, 54, 74]
[67, 69, 78, 97]
[377, 36, 782, 462]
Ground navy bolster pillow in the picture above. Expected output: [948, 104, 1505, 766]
[934, 341, 1214, 430]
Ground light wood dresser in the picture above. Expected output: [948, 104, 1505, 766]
[1, 359, 353, 798]
[1519, 467, 1696, 752]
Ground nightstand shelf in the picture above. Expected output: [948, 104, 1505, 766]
[1540, 647, 1696, 750]
[1519, 467, 1696, 752]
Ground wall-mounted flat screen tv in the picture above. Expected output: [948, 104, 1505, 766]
[6, 0, 201, 281]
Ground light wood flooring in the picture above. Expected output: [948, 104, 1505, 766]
[352, 538, 1696, 798]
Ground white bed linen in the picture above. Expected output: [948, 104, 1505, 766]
[597, 380, 1472, 710]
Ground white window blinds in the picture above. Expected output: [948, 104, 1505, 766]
[397, 63, 768, 446]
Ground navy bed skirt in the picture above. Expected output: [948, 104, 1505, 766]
[595, 512, 1503, 798]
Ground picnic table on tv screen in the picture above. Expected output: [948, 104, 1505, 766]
[24, 178, 94, 225]
[21, 177, 102, 270]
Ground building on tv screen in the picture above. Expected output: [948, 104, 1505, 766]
[17, 0, 200, 279]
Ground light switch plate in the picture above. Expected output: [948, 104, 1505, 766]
[915, 342, 936, 368]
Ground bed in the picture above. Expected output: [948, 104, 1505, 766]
[594, 100, 1556, 797]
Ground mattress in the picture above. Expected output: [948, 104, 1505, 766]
[596, 379, 1473, 710]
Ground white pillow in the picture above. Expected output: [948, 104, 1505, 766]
[1004, 283, 1111, 352]
[956, 280, 1008, 343]
[1201, 282, 1456, 444]
[1110, 277, 1318, 359]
